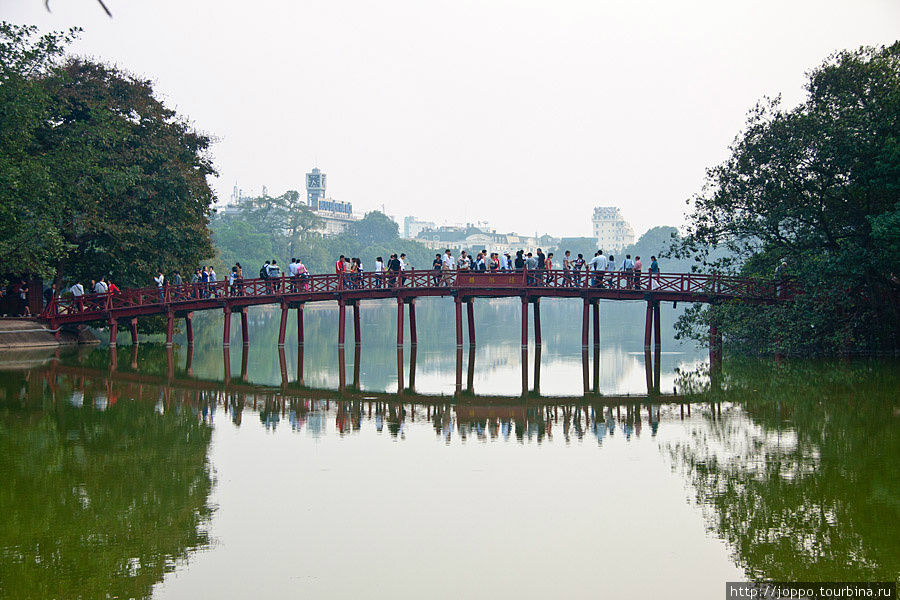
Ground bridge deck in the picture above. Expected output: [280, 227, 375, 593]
[43, 269, 787, 326]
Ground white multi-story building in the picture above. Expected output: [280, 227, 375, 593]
[591, 207, 635, 253]
[403, 216, 436, 239]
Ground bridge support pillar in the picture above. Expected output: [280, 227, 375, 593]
[408, 298, 417, 345]
[165, 312, 174, 347]
[396, 298, 404, 347]
[130, 318, 139, 346]
[653, 301, 661, 351]
[223, 347, 231, 380]
[297, 304, 304, 346]
[582, 299, 589, 348]
[709, 319, 722, 371]
[184, 312, 193, 346]
[521, 297, 529, 349]
[278, 303, 289, 347]
[592, 301, 600, 347]
[223, 307, 232, 347]
[644, 301, 654, 350]
[466, 300, 475, 346]
[353, 302, 361, 346]
[455, 297, 463, 348]
[533, 298, 541, 346]
[240, 308, 249, 346]
[338, 301, 346, 348]
[108, 319, 117, 347]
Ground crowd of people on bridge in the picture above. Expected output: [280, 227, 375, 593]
[40, 247, 668, 312]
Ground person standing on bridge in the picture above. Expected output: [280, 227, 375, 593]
[191, 268, 201, 298]
[649, 256, 659, 289]
[374, 256, 385, 288]
[154, 271, 165, 301]
[514, 250, 525, 271]
[605, 255, 616, 288]
[589, 251, 605, 288]
[633, 256, 643, 290]
[265, 261, 280, 293]
[775, 260, 788, 298]
[288, 258, 298, 292]
[432, 254, 441, 285]
[572, 253, 585, 286]
[387, 253, 401, 288]
[93, 278, 108, 295]
[545, 253, 554, 286]
[399, 253, 409, 286]
[621, 255, 635, 290]
[441, 249, 455, 286]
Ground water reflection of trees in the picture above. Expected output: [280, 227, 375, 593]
[0, 370, 214, 600]
[668, 359, 900, 583]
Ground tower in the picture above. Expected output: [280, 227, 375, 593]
[306, 168, 326, 210]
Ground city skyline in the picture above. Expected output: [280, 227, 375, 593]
[6, 1, 897, 239]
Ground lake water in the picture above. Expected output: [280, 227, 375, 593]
[1, 298, 897, 599]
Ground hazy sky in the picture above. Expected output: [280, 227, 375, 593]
[4, 0, 899, 238]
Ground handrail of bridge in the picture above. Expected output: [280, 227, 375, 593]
[41, 268, 793, 321]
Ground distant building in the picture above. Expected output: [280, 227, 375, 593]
[305, 167, 359, 236]
[592, 207, 635, 253]
[415, 224, 558, 255]
[403, 216, 436, 239]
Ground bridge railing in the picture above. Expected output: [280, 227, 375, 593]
[41, 268, 788, 320]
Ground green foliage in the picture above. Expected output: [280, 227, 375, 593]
[669, 358, 900, 582]
[0, 369, 213, 599]
[211, 205, 438, 274]
[346, 210, 399, 246]
[0, 22, 216, 287]
[672, 44, 900, 355]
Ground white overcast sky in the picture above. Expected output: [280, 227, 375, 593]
[4, 0, 899, 238]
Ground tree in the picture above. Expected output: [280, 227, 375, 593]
[345, 211, 399, 247]
[0, 23, 217, 287]
[672, 43, 900, 354]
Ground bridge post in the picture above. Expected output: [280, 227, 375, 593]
[165, 311, 174, 347]
[653, 301, 661, 351]
[644, 301, 653, 350]
[278, 303, 289, 347]
[186, 344, 193, 376]
[521, 297, 528, 349]
[466, 344, 475, 394]
[533, 298, 541, 346]
[408, 298, 417, 345]
[396, 346, 404, 394]
[338, 346, 346, 391]
[466, 299, 475, 346]
[130, 318, 139, 346]
[185, 312, 194, 346]
[353, 302, 361, 346]
[455, 297, 463, 348]
[338, 300, 346, 348]
[223, 306, 231, 347]
[396, 298, 404, 348]
[408, 344, 417, 393]
[582, 299, 589, 348]
[223, 347, 231, 381]
[240, 308, 249, 346]
[297, 303, 304, 346]
[108, 319, 118, 348]
[592, 301, 600, 347]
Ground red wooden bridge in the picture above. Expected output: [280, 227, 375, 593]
[41, 269, 789, 356]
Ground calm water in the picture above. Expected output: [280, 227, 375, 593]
[0, 298, 897, 599]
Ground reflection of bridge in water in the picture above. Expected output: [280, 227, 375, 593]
[95, 339, 671, 398]
[40, 358, 714, 443]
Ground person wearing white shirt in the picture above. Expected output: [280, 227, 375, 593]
[441, 250, 455, 285]
[589, 252, 606, 287]
[70, 282, 84, 296]
[93, 280, 108, 294]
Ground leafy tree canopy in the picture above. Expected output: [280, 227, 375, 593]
[0, 22, 216, 288]
[672, 43, 900, 355]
